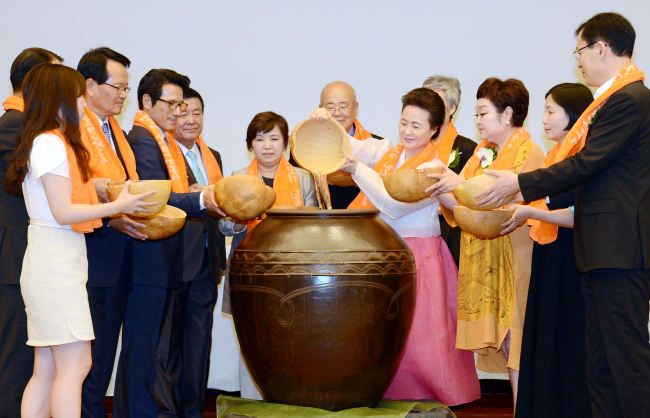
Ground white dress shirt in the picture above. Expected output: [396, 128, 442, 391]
[594, 75, 617, 99]
[177, 140, 207, 210]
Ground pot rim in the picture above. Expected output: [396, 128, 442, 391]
[265, 208, 379, 217]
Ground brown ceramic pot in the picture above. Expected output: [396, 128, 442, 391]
[229, 209, 416, 411]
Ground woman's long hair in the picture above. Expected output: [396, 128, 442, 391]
[5, 64, 91, 195]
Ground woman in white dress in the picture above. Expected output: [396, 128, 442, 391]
[4, 64, 154, 418]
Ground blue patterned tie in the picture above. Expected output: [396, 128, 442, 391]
[101, 122, 111, 141]
[186, 150, 207, 187]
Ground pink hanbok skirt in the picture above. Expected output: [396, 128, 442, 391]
[384, 235, 480, 406]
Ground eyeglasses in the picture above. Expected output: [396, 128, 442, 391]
[103, 82, 131, 94]
[157, 98, 188, 111]
[573, 42, 604, 60]
[325, 103, 353, 114]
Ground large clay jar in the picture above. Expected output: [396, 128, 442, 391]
[229, 209, 416, 411]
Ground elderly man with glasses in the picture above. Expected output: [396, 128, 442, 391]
[304, 81, 391, 209]
[113, 69, 219, 418]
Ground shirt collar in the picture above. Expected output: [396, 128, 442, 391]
[157, 126, 168, 142]
[176, 139, 198, 156]
[594, 75, 617, 99]
[90, 109, 109, 125]
[347, 124, 356, 136]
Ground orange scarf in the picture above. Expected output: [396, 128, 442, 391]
[441, 128, 531, 228]
[459, 128, 531, 179]
[433, 121, 458, 167]
[246, 156, 302, 231]
[133, 110, 188, 193]
[81, 108, 138, 181]
[46, 129, 101, 233]
[3, 96, 24, 112]
[352, 119, 373, 140]
[191, 136, 224, 185]
[348, 140, 439, 209]
[530, 63, 644, 244]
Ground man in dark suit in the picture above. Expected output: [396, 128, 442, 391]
[0, 47, 62, 418]
[156, 88, 226, 418]
[475, 12, 650, 417]
[113, 70, 221, 418]
[423, 75, 476, 265]
[76, 47, 143, 418]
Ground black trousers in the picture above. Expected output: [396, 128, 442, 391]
[156, 248, 217, 418]
[0, 284, 33, 418]
[82, 243, 131, 418]
[113, 283, 173, 418]
[581, 268, 650, 418]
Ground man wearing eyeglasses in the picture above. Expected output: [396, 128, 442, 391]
[155, 88, 226, 418]
[474, 12, 650, 417]
[76, 47, 141, 418]
[301, 81, 390, 209]
[113, 69, 220, 418]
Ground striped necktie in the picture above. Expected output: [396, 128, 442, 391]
[186, 150, 207, 187]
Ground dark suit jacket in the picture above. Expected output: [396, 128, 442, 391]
[439, 134, 477, 264]
[181, 145, 226, 284]
[85, 124, 132, 287]
[127, 125, 204, 288]
[0, 109, 28, 285]
[519, 81, 650, 272]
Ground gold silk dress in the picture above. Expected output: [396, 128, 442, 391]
[454, 139, 544, 373]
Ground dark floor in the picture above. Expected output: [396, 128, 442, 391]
[105, 381, 514, 417]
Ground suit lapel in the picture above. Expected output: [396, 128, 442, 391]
[107, 124, 129, 180]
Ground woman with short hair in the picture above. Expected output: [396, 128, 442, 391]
[432, 77, 545, 407]
[422, 75, 477, 265]
[220, 111, 318, 400]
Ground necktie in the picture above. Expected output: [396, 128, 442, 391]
[101, 122, 111, 141]
[186, 150, 207, 187]
[102, 122, 116, 151]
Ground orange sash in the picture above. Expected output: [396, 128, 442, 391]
[46, 129, 102, 233]
[352, 119, 373, 140]
[3, 96, 24, 112]
[348, 140, 439, 209]
[81, 108, 139, 181]
[555, 63, 644, 162]
[530, 63, 644, 244]
[133, 110, 188, 193]
[433, 121, 458, 168]
[193, 136, 224, 185]
[246, 156, 301, 231]
[459, 128, 531, 179]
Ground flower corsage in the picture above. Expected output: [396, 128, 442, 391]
[447, 148, 462, 168]
[588, 109, 601, 127]
[477, 146, 498, 168]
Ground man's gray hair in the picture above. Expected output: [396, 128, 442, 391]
[422, 75, 461, 117]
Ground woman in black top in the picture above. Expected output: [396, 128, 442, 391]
[501, 83, 593, 417]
